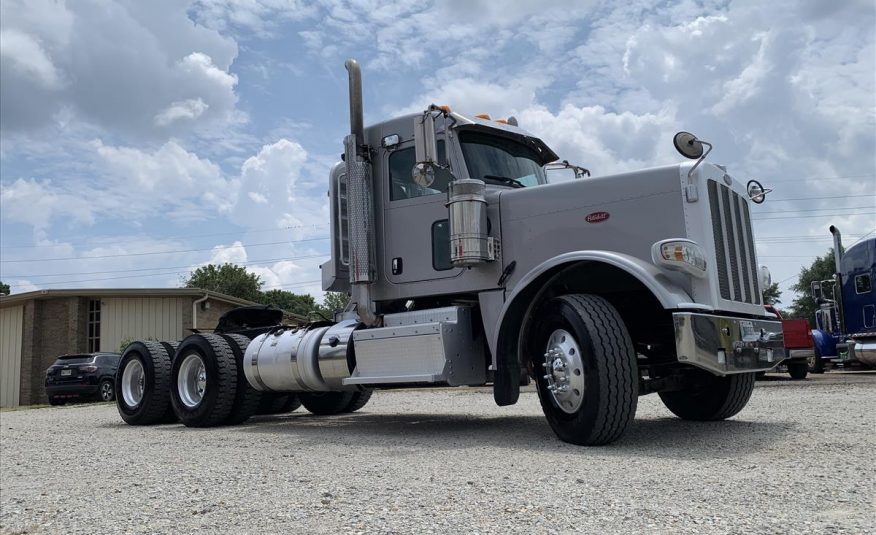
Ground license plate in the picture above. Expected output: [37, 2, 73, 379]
[61, 369, 72, 376]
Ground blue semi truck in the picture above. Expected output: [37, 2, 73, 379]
[808, 226, 876, 372]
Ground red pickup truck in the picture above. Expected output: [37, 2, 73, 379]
[765, 305, 815, 379]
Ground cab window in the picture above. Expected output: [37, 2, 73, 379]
[856, 273, 872, 294]
[388, 141, 451, 201]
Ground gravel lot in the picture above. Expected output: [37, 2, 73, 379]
[2, 372, 874, 534]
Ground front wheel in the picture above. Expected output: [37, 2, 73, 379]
[809, 348, 825, 374]
[659, 370, 755, 421]
[532, 294, 638, 446]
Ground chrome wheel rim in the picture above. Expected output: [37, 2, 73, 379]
[100, 382, 113, 401]
[178, 353, 207, 409]
[121, 359, 145, 408]
[543, 329, 586, 414]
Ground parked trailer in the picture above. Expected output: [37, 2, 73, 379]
[763, 305, 814, 380]
[808, 227, 876, 372]
[115, 59, 786, 445]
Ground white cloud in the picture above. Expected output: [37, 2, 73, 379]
[0, 28, 64, 89]
[232, 138, 328, 238]
[0, 178, 94, 230]
[0, 0, 239, 138]
[154, 98, 210, 127]
[207, 241, 249, 265]
[93, 139, 234, 214]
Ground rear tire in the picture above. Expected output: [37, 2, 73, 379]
[158, 341, 180, 423]
[115, 341, 173, 426]
[48, 396, 65, 406]
[256, 393, 301, 415]
[343, 390, 373, 413]
[299, 392, 356, 415]
[531, 294, 638, 446]
[787, 362, 808, 380]
[659, 370, 755, 421]
[219, 334, 263, 425]
[170, 334, 237, 427]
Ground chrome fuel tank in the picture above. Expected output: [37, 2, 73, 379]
[243, 320, 359, 392]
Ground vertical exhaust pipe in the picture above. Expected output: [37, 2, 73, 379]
[343, 59, 378, 326]
[829, 225, 845, 333]
[829, 225, 843, 273]
[345, 59, 364, 152]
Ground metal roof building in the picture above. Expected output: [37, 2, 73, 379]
[0, 288, 256, 407]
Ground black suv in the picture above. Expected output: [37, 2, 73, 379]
[45, 353, 121, 405]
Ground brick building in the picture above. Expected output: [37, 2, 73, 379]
[0, 289, 256, 407]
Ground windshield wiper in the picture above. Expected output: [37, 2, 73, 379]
[482, 174, 525, 188]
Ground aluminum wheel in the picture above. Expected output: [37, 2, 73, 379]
[543, 328, 586, 414]
[121, 359, 145, 408]
[100, 381, 114, 401]
[177, 353, 207, 409]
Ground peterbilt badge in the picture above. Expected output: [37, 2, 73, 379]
[585, 211, 610, 223]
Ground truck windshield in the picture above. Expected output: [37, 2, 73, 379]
[459, 131, 547, 188]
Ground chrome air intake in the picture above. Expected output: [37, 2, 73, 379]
[243, 320, 359, 392]
[447, 178, 493, 266]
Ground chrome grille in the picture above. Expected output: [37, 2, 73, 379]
[707, 180, 761, 304]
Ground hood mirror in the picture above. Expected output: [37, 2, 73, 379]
[746, 179, 772, 204]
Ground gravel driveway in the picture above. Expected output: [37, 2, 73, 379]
[2, 372, 874, 534]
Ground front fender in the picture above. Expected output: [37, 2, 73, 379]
[491, 251, 697, 355]
[490, 250, 697, 406]
[810, 329, 837, 358]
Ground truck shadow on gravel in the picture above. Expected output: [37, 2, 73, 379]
[236, 413, 795, 458]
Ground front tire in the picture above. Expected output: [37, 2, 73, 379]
[532, 294, 638, 446]
[809, 347, 825, 374]
[659, 370, 755, 421]
[170, 334, 238, 427]
[115, 341, 173, 425]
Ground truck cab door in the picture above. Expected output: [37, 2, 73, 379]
[382, 141, 464, 284]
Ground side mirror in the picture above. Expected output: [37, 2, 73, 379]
[413, 112, 438, 187]
[811, 280, 823, 302]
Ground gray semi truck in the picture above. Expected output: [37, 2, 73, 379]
[114, 59, 785, 445]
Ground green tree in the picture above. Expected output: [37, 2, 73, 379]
[762, 282, 782, 306]
[317, 292, 350, 318]
[260, 289, 317, 317]
[184, 264, 263, 302]
[0, 281, 9, 295]
[787, 248, 841, 325]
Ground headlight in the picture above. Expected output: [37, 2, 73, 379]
[651, 239, 707, 277]
[759, 265, 771, 288]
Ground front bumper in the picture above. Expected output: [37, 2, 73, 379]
[673, 312, 787, 375]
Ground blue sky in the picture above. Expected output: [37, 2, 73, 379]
[1, 0, 874, 308]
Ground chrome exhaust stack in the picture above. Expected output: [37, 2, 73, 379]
[344, 59, 378, 326]
[829, 225, 845, 333]
[829, 225, 843, 273]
